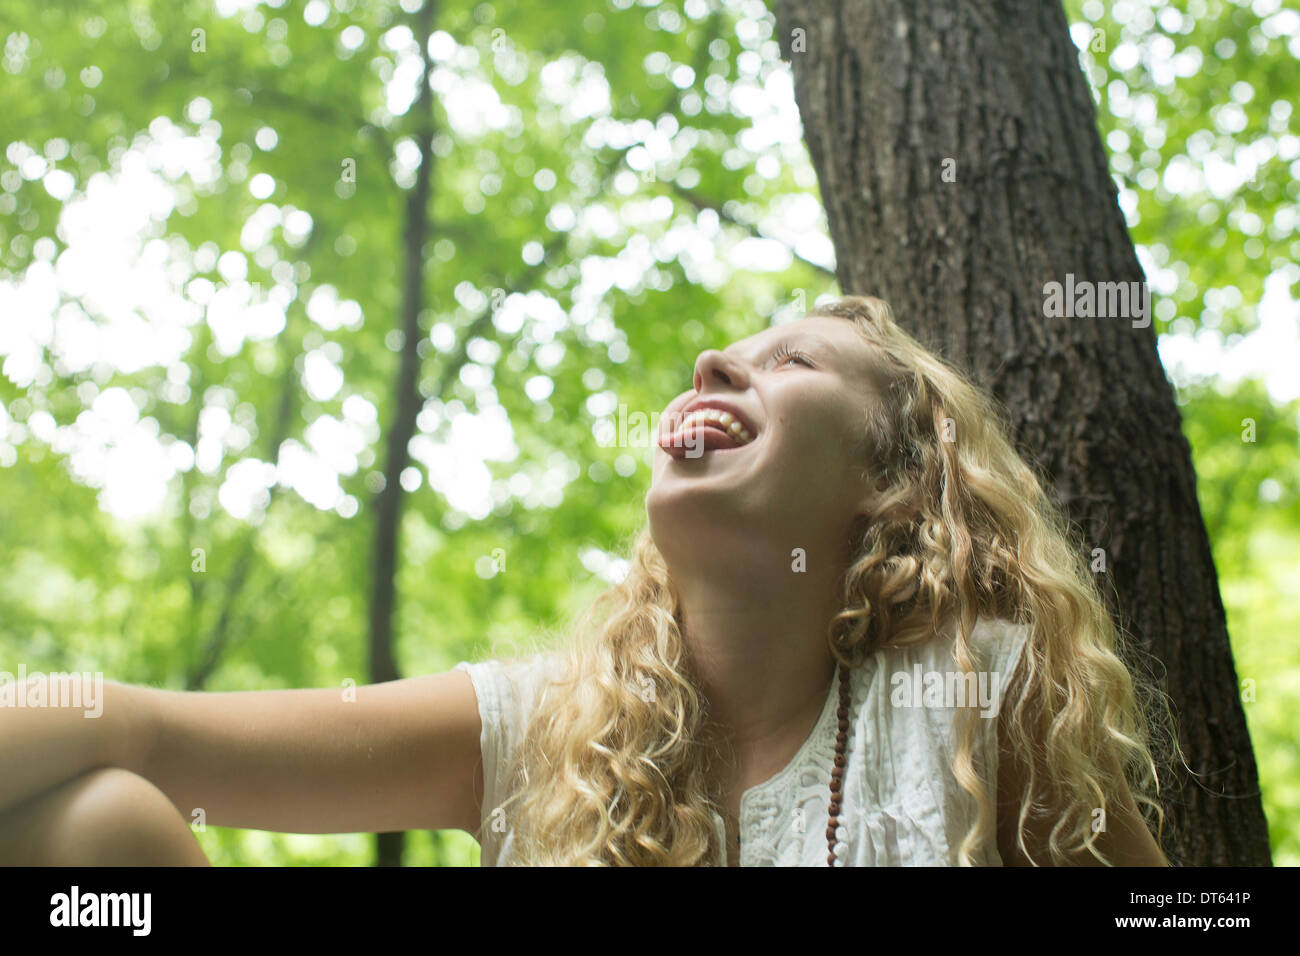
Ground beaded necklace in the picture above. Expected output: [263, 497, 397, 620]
[826, 662, 852, 866]
[725, 663, 853, 866]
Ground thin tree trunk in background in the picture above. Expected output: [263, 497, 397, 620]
[185, 230, 321, 690]
[773, 0, 1270, 864]
[369, 0, 437, 868]
[188, 346, 297, 690]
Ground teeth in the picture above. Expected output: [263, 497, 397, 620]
[679, 408, 754, 444]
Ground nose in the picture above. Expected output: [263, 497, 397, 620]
[693, 349, 748, 393]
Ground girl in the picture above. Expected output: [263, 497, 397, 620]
[458, 294, 1175, 866]
[0, 295, 1174, 867]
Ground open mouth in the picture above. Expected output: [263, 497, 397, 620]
[657, 407, 758, 459]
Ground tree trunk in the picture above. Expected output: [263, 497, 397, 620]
[187, 350, 297, 691]
[772, 0, 1270, 865]
[368, 0, 437, 868]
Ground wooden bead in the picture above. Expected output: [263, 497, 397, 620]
[828, 664, 854, 867]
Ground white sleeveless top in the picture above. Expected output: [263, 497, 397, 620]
[454, 617, 1031, 866]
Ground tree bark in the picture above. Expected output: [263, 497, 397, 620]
[368, 0, 437, 868]
[772, 0, 1270, 865]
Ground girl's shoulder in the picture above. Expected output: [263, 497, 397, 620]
[453, 649, 568, 725]
[876, 616, 1032, 673]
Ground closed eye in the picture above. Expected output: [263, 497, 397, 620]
[770, 343, 815, 368]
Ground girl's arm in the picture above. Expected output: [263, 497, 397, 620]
[2, 670, 485, 837]
[134, 669, 485, 835]
[0, 675, 147, 814]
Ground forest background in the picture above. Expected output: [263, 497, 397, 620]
[0, 0, 1296, 864]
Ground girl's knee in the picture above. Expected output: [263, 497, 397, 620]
[11, 767, 209, 866]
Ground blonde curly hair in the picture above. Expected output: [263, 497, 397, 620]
[491, 294, 1176, 866]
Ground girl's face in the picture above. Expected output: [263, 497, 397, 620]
[646, 316, 883, 562]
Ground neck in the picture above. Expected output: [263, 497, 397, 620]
[669, 547, 841, 794]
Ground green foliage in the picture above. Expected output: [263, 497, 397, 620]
[1065, 0, 1300, 335]
[0, 0, 1294, 864]
[0, 0, 825, 865]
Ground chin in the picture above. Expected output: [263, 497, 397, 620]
[647, 482, 760, 555]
